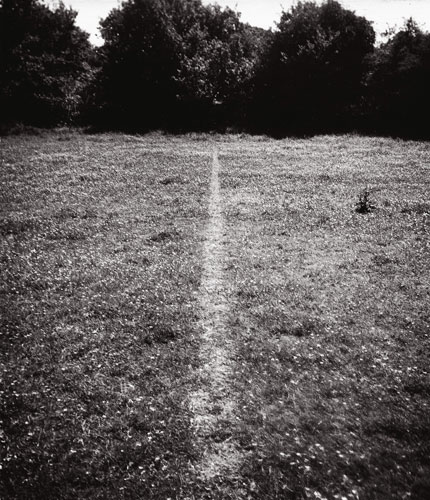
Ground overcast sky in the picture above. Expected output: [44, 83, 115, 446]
[47, 0, 430, 45]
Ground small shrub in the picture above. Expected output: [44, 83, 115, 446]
[356, 187, 376, 213]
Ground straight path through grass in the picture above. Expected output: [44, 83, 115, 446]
[189, 149, 242, 481]
[1, 131, 429, 500]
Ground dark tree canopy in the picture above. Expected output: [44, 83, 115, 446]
[250, 0, 375, 134]
[87, 0, 263, 130]
[0, 0, 92, 126]
[367, 19, 430, 138]
[1, 0, 429, 138]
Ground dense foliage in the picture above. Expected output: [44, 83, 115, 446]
[1, 0, 429, 137]
[86, 0, 263, 130]
[367, 19, 430, 138]
[0, 0, 92, 126]
[249, 0, 375, 134]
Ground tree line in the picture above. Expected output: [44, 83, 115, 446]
[1, 0, 429, 137]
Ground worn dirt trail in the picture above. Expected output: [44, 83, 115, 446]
[189, 149, 241, 480]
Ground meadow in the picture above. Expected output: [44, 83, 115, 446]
[1, 130, 429, 499]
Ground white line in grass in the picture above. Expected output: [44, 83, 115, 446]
[189, 149, 242, 480]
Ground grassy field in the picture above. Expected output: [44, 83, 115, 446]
[1, 130, 429, 499]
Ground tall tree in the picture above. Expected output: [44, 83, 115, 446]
[367, 19, 430, 138]
[251, 0, 375, 135]
[0, 0, 92, 126]
[173, 4, 264, 129]
[90, 0, 180, 129]
[89, 0, 264, 130]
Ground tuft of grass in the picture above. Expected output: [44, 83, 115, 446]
[356, 187, 376, 213]
[159, 175, 183, 185]
[401, 202, 430, 215]
[148, 230, 180, 243]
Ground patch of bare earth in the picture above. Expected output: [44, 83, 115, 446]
[189, 149, 242, 481]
